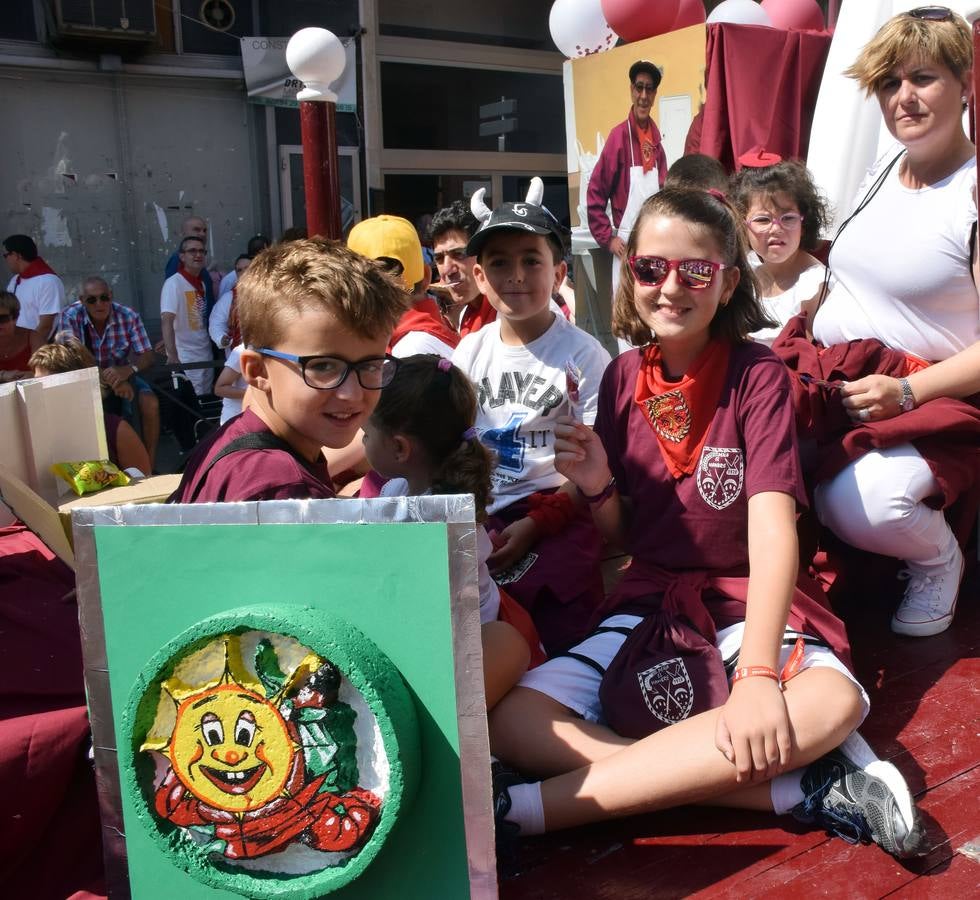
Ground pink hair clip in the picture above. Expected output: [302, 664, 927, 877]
[437, 357, 452, 372]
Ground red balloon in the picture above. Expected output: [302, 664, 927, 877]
[602, 0, 681, 43]
[672, 0, 706, 30]
[760, 0, 824, 31]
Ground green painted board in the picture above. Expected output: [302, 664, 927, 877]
[93, 521, 474, 898]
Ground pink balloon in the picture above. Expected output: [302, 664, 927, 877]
[672, 0, 706, 30]
[602, 0, 681, 43]
[760, 0, 824, 31]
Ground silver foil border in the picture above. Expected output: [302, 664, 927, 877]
[71, 495, 497, 899]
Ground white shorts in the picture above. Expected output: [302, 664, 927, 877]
[519, 614, 870, 725]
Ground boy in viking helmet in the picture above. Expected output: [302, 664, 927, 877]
[451, 179, 612, 657]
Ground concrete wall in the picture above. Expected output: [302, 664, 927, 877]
[0, 68, 265, 336]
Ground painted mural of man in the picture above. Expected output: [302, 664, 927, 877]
[586, 60, 668, 273]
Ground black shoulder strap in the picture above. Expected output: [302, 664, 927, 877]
[187, 431, 323, 502]
[814, 150, 906, 318]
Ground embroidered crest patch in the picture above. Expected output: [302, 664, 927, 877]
[643, 389, 691, 443]
[697, 446, 744, 510]
[637, 657, 694, 725]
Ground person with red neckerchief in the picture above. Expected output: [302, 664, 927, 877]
[3, 234, 65, 350]
[587, 61, 668, 299]
[489, 188, 925, 862]
[161, 235, 214, 396]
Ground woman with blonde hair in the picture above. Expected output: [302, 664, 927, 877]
[782, 6, 980, 637]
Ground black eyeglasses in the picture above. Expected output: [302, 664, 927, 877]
[84, 293, 111, 304]
[906, 6, 954, 21]
[632, 82, 657, 95]
[256, 348, 398, 391]
[0, 312, 17, 324]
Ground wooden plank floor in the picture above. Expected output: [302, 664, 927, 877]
[501, 553, 980, 899]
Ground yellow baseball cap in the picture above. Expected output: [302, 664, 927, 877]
[347, 215, 424, 289]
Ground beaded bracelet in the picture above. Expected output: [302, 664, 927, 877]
[731, 665, 780, 686]
[578, 475, 617, 507]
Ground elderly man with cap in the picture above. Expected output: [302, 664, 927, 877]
[586, 60, 668, 285]
[347, 214, 459, 359]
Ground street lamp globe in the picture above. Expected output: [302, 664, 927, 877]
[286, 28, 346, 102]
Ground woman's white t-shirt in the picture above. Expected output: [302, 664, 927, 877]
[814, 152, 980, 362]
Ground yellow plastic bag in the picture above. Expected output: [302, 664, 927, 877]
[51, 460, 131, 497]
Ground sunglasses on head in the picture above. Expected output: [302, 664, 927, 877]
[0, 312, 17, 324]
[84, 293, 111, 304]
[628, 255, 728, 289]
[906, 6, 954, 21]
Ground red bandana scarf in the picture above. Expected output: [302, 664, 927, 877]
[15, 257, 57, 287]
[633, 339, 732, 479]
[635, 118, 656, 175]
[459, 295, 497, 338]
[227, 286, 241, 348]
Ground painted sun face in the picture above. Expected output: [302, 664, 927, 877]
[168, 683, 296, 812]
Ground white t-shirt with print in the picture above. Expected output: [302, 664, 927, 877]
[160, 270, 213, 395]
[452, 312, 611, 515]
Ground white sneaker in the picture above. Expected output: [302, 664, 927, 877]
[892, 542, 964, 637]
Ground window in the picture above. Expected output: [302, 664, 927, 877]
[381, 63, 564, 154]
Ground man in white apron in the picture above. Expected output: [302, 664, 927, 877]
[586, 60, 667, 351]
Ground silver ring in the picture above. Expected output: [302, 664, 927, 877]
[858, 408, 870, 422]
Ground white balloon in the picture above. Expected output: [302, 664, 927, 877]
[549, 0, 617, 58]
[706, 0, 773, 26]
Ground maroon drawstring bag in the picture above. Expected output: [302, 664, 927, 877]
[599, 585, 730, 739]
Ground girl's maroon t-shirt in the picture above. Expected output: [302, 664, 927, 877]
[596, 341, 806, 577]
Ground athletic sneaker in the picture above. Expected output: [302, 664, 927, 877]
[492, 761, 525, 874]
[892, 541, 964, 637]
[792, 747, 926, 858]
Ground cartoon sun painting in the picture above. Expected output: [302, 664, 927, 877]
[139, 631, 385, 868]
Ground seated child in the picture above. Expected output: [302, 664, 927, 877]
[30, 339, 151, 476]
[663, 152, 730, 194]
[733, 160, 832, 346]
[452, 179, 612, 656]
[489, 188, 922, 860]
[213, 342, 246, 424]
[362, 353, 545, 708]
[169, 238, 408, 503]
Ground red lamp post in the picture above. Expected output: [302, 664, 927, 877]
[286, 28, 347, 240]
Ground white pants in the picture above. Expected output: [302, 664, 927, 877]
[814, 444, 956, 567]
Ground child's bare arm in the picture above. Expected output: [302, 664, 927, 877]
[715, 490, 797, 784]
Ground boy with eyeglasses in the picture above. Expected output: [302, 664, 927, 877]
[170, 239, 408, 503]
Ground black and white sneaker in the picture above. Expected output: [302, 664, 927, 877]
[792, 742, 926, 859]
[492, 761, 526, 875]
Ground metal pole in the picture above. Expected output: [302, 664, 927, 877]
[299, 99, 342, 240]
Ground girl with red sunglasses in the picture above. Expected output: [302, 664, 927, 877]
[488, 188, 923, 861]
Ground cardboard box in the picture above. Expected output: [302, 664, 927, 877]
[58, 473, 181, 533]
[0, 466, 180, 569]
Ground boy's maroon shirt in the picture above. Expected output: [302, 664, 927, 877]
[170, 408, 335, 503]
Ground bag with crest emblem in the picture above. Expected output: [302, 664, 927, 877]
[599, 587, 729, 739]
